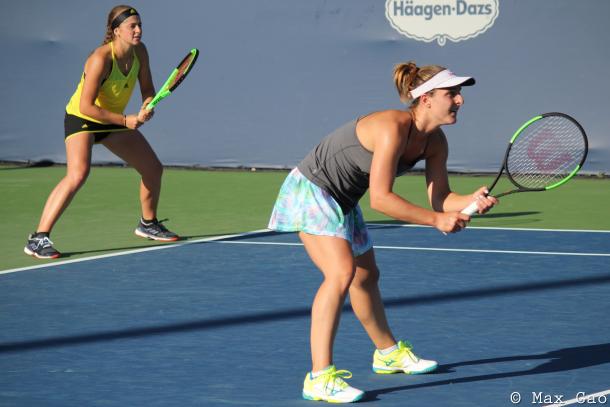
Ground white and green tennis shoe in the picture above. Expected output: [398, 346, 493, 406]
[302, 365, 364, 403]
[372, 340, 438, 374]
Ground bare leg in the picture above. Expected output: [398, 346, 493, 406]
[36, 134, 94, 233]
[299, 232, 356, 372]
[350, 248, 396, 350]
[101, 130, 163, 220]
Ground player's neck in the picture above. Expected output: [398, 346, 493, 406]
[112, 40, 133, 59]
[411, 110, 440, 135]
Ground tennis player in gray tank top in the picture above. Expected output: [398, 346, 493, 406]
[298, 118, 420, 214]
[268, 62, 497, 403]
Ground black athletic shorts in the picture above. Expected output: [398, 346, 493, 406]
[64, 113, 128, 143]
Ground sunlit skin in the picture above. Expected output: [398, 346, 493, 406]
[114, 15, 142, 46]
[111, 16, 151, 126]
[430, 87, 463, 126]
[34, 9, 165, 236]
[301, 83, 498, 372]
[356, 86, 497, 232]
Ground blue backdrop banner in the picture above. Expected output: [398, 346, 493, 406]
[1, 0, 608, 174]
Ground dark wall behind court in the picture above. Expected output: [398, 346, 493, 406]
[1, 0, 608, 173]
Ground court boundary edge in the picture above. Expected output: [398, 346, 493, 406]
[3, 224, 609, 275]
[0, 229, 273, 276]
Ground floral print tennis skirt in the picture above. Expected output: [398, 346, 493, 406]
[268, 168, 372, 256]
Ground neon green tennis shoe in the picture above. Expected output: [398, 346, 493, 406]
[302, 365, 364, 403]
[372, 340, 438, 374]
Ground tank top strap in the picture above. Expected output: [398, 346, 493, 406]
[405, 111, 415, 142]
[108, 41, 138, 77]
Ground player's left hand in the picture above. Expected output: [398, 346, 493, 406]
[471, 187, 498, 214]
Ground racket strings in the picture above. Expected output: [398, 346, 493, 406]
[169, 54, 196, 89]
[507, 116, 585, 189]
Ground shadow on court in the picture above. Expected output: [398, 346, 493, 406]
[471, 211, 540, 219]
[23, 231, 270, 265]
[60, 242, 184, 258]
[58, 232, 250, 258]
[366, 211, 541, 229]
[3, 272, 609, 354]
[363, 343, 610, 401]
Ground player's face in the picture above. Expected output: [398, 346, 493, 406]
[114, 16, 142, 45]
[429, 87, 463, 125]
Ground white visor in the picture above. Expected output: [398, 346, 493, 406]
[410, 69, 475, 100]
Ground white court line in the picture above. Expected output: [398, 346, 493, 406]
[542, 388, 610, 406]
[217, 240, 610, 257]
[3, 226, 608, 275]
[373, 245, 610, 257]
[0, 229, 271, 276]
[367, 223, 610, 233]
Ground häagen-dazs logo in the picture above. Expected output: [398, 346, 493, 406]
[385, 0, 499, 46]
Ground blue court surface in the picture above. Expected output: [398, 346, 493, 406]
[1, 225, 609, 407]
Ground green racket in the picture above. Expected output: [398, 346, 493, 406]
[462, 112, 588, 216]
[146, 48, 199, 110]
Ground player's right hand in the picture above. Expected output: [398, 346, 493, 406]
[125, 114, 143, 129]
[435, 211, 471, 233]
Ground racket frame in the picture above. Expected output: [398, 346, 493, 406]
[459, 112, 588, 217]
[146, 48, 199, 110]
[489, 112, 588, 199]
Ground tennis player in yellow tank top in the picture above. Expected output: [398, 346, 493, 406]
[64, 39, 141, 133]
[24, 5, 179, 259]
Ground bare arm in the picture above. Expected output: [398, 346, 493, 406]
[368, 121, 439, 226]
[78, 48, 127, 126]
[425, 130, 497, 214]
[367, 119, 471, 233]
[135, 43, 155, 122]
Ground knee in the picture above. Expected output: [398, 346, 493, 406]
[353, 266, 380, 289]
[325, 267, 357, 293]
[143, 159, 163, 181]
[65, 168, 90, 190]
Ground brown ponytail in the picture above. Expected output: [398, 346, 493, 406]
[393, 62, 446, 105]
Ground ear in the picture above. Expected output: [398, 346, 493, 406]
[420, 92, 432, 108]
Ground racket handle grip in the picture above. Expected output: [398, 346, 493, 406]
[461, 201, 479, 216]
[441, 200, 480, 235]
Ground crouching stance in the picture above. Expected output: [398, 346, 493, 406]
[24, 5, 179, 259]
[268, 61, 496, 402]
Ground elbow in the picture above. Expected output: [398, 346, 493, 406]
[79, 102, 95, 118]
[369, 194, 387, 213]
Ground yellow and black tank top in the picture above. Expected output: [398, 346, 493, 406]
[66, 42, 140, 123]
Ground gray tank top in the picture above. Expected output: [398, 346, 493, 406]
[298, 118, 421, 213]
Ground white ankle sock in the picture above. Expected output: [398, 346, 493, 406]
[379, 344, 398, 355]
[311, 365, 333, 378]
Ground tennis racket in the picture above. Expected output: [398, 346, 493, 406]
[146, 48, 199, 110]
[461, 112, 588, 216]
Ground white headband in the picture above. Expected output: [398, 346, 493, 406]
[410, 69, 475, 100]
